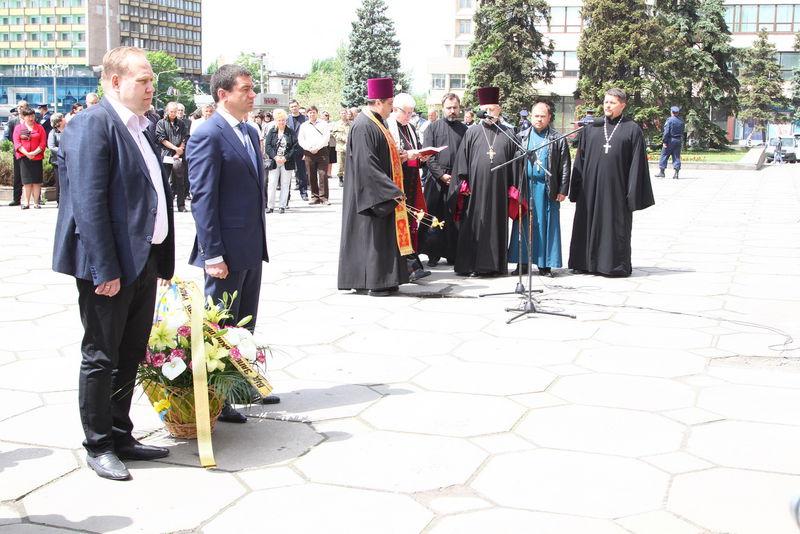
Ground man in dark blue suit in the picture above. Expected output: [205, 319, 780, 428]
[187, 64, 276, 422]
[287, 99, 308, 201]
[655, 106, 684, 179]
[52, 47, 175, 481]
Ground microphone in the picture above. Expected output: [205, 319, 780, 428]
[570, 117, 605, 127]
[475, 109, 497, 120]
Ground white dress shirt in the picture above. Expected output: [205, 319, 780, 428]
[298, 119, 331, 152]
[105, 96, 168, 244]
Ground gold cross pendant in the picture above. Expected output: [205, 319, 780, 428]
[487, 147, 496, 163]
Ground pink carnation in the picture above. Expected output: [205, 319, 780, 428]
[171, 349, 186, 361]
[229, 347, 242, 361]
[145, 351, 153, 364]
[256, 350, 266, 364]
[151, 353, 166, 368]
[177, 326, 191, 338]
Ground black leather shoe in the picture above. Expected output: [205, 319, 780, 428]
[409, 268, 431, 281]
[116, 441, 169, 461]
[427, 257, 440, 267]
[86, 452, 131, 481]
[8, 201, 20, 206]
[260, 394, 281, 405]
[368, 286, 398, 297]
[511, 264, 529, 276]
[654, 169, 665, 178]
[218, 403, 247, 423]
[177, 206, 186, 212]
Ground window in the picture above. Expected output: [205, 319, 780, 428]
[449, 74, 466, 89]
[548, 6, 583, 32]
[457, 19, 471, 34]
[431, 73, 446, 90]
[553, 51, 579, 77]
[61, 48, 71, 56]
[454, 44, 468, 58]
[458, 0, 473, 7]
[45, 32, 54, 40]
[61, 32, 71, 40]
[30, 17, 40, 24]
[60, 16, 72, 24]
[0, 34, 7, 41]
[30, 49, 41, 57]
[45, 16, 55, 23]
[726, 4, 800, 33]
[778, 51, 799, 80]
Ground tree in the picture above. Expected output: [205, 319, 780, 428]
[654, 0, 739, 148]
[146, 51, 196, 113]
[295, 46, 347, 113]
[737, 29, 787, 140]
[577, 0, 664, 128]
[341, 0, 408, 106]
[234, 53, 268, 93]
[790, 32, 800, 123]
[466, 0, 555, 116]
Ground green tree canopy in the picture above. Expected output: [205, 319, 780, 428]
[234, 53, 268, 93]
[146, 51, 196, 113]
[295, 45, 347, 114]
[341, 0, 408, 106]
[737, 29, 787, 137]
[466, 0, 555, 116]
[790, 32, 800, 123]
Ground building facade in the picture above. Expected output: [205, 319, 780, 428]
[0, 0, 201, 116]
[426, 0, 800, 138]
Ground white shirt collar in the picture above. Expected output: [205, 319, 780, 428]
[104, 95, 151, 132]
[214, 106, 243, 129]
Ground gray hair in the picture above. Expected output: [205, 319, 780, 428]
[272, 108, 288, 120]
[50, 113, 64, 128]
[393, 92, 416, 110]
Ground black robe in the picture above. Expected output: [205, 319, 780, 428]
[568, 115, 655, 277]
[337, 111, 409, 290]
[419, 118, 468, 262]
[447, 120, 518, 275]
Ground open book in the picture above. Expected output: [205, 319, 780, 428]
[416, 145, 448, 157]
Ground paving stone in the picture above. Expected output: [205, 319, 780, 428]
[543, 363, 592, 375]
[22, 466, 245, 534]
[642, 451, 714, 474]
[576, 346, 706, 378]
[707, 364, 800, 388]
[0, 525, 78, 533]
[376, 309, 491, 333]
[470, 432, 534, 454]
[245, 379, 382, 422]
[615, 510, 707, 534]
[0, 442, 78, 501]
[697, 384, 800, 425]
[0, 357, 79, 393]
[668, 467, 799, 534]
[509, 391, 565, 409]
[0, 324, 83, 352]
[662, 407, 724, 425]
[687, 420, 800, 474]
[549, 373, 695, 411]
[0, 389, 42, 422]
[202, 484, 432, 534]
[0, 350, 15, 366]
[426, 496, 492, 515]
[483, 316, 598, 341]
[336, 328, 460, 356]
[428, 509, 630, 534]
[235, 466, 306, 490]
[0, 404, 84, 449]
[283, 351, 426, 385]
[516, 405, 685, 457]
[472, 449, 668, 518]
[412, 358, 555, 395]
[452, 337, 580, 367]
[361, 391, 526, 437]
[294, 430, 486, 492]
[593, 324, 713, 349]
[0, 503, 22, 525]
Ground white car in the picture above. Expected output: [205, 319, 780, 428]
[765, 136, 798, 163]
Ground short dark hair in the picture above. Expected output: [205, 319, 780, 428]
[307, 105, 318, 113]
[71, 103, 83, 112]
[605, 87, 628, 104]
[289, 99, 299, 106]
[210, 64, 252, 103]
[441, 93, 461, 106]
[20, 108, 36, 117]
[532, 99, 555, 120]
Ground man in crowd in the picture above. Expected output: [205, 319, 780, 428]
[85, 92, 100, 107]
[298, 105, 331, 205]
[156, 101, 189, 212]
[190, 104, 214, 135]
[287, 99, 309, 201]
[187, 64, 277, 422]
[38, 104, 53, 137]
[419, 92, 468, 267]
[5, 100, 27, 205]
[349, 106, 361, 120]
[655, 105, 684, 179]
[517, 109, 531, 133]
[463, 110, 475, 127]
[338, 78, 410, 297]
[331, 107, 351, 188]
[509, 100, 570, 277]
[52, 46, 175, 481]
[448, 87, 518, 277]
[569, 87, 655, 277]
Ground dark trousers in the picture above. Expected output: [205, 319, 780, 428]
[12, 156, 21, 203]
[204, 263, 262, 331]
[167, 161, 186, 209]
[52, 165, 60, 204]
[304, 150, 329, 201]
[76, 250, 158, 456]
[293, 151, 308, 196]
[659, 139, 682, 170]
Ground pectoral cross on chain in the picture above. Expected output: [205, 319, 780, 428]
[603, 142, 611, 154]
[487, 146, 496, 163]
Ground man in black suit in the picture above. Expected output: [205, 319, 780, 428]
[5, 100, 27, 205]
[286, 99, 308, 201]
[52, 46, 175, 481]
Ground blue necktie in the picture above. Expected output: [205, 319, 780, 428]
[237, 122, 259, 173]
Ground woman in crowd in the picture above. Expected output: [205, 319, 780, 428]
[64, 102, 83, 124]
[264, 108, 297, 214]
[47, 113, 65, 206]
[13, 108, 47, 209]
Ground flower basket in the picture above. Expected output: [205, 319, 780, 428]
[142, 379, 225, 439]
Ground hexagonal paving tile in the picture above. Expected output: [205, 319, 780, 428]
[668, 467, 799, 534]
[0, 404, 84, 449]
[428, 508, 630, 534]
[0, 389, 42, 422]
[412, 358, 555, 396]
[22, 465, 245, 534]
[697, 384, 800, 425]
[203, 484, 433, 534]
[516, 405, 685, 457]
[549, 373, 695, 411]
[0, 357, 79, 392]
[245, 379, 382, 422]
[593, 325, 713, 350]
[0, 442, 78, 501]
[472, 449, 669, 518]
[453, 337, 581, 367]
[576, 346, 706, 378]
[361, 391, 526, 437]
[336, 328, 461, 356]
[483, 316, 598, 341]
[294, 429, 486, 492]
[284, 351, 427, 385]
[0, 525, 78, 533]
[687, 420, 800, 474]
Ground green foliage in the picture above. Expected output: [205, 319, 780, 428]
[577, 0, 665, 130]
[412, 94, 427, 111]
[295, 45, 347, 113]
[234, 53, 268, 93]
[146, 51, 197, 113]
[206, 60, 219, 75]
[790, 32, 800, 123]
[466, 0, 555, 115]
[654, 0, 739, 148]
[341, 0, 409, 107]
[737, 29, 788, 134]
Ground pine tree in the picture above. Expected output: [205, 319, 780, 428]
[790, 32, 800, 123]
[341, 0, 408, 107]
[738, 29, 787, 140]
[654, 0, 739, 148]
[466, 0, 554, 116]
[576, 0, 664, 127]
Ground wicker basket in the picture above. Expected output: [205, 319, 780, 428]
[142, 380, 224, 439]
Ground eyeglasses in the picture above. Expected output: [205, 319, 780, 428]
[396, 108, 414, 116]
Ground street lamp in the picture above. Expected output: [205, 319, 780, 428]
[250, 53, 267, 94]
[154, 67, 181, 110]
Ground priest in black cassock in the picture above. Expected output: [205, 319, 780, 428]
[568, 87, 655, 277]
[419, 92, 468, 267]
[447, 87, 518, 277]
[338, 78, 411, 297]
